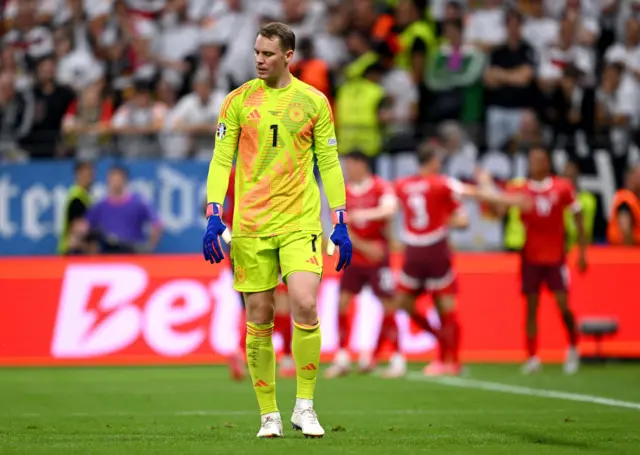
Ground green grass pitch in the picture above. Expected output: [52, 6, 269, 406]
[1, 364, 639, 454]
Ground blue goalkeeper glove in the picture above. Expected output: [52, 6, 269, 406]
[203, 203, 231, 264]
[327, 210, 352, 272]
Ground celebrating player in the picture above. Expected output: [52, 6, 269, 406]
[324, 150, 404, 379]
[202, 23, 352, 439]
[509, 146, 587, 375]
[394, 141, 530, 376]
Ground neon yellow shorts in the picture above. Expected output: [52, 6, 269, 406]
[230, 230, 323, 292]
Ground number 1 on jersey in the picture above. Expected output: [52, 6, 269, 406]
[408, 193, 429, 229]
[270, 124, 278, 147]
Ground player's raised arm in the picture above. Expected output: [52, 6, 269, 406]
[203, 90, 242, 263]
[449, 177, 531, 211]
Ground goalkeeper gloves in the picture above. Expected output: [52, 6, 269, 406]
[327, 209, 352, 272]
[203, 203, 231, 264]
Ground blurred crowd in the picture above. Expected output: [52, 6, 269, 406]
[1, 0, 640, 166]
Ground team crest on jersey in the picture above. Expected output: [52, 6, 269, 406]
[288, 107, 304, 123]
[234, 266, 246, 284]
[216, 123, 227, 140]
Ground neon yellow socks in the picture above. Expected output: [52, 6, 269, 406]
[292, 321, 321, 400]
[246, 322, 278, 414]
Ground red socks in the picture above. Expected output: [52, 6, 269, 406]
[526, 335, 538, 358]
[375, 312, 399, 355]
[338, 312, 351, 350]
[274, 314, 292, 356]
[439, 312, 461, 364]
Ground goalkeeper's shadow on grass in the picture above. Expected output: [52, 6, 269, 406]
[479, 423, 597, 450]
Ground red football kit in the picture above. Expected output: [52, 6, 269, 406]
[339, 176, 395, 298]
[510, 177, 581, 294]
[394, 174, 462, 295]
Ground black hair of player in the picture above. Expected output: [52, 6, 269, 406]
[109, 164, 129, 180]
[74, 160, 93, 174]
[345, 149, 370, 164]
[527, 145, 554, 176]
[258, 22, 296, 52]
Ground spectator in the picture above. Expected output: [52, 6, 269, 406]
[21, 56, 76, 159]
[0, 71, 34, 162]
[439, 120, 478, 181]
[62, 80, 114, 160]
[426, 17, 485, 123]
[290, 37, 333, 102]
[392, 0, 437, 82]
[604, 16, 640, 91]
[464, 0, 505, 52]
[595, 62, 639, 156]
[87, 165, 162, 254]
[607, 164, 640, 245]
[111, 79, 168, 158]
[522, 0, 559, 57]
[537, 15, 594, 94]
[165, 69, 225, 160]
[312, 3, 350, 70]
[546, 64, 586, 143]
[335, 63, 390, 168]
[483, 9, 536, 150]
[503, 109, 544, 155]
[376, 41, 419, 136]
[563, 159, 597, 246]
[58, 160, 95, 255]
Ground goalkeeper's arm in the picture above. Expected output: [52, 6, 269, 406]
[206, 94, 241, 207]
[313, 96, 346, 212]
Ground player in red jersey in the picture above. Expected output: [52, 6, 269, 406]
[225, 167, 295, 380]
[325, 151, 403, 378]
[508, 146, 587, 375]
[394, 141, 530, 376]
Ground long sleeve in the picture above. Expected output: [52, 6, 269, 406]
[206, 91, 241, 205]
[314, 96, 346, 209]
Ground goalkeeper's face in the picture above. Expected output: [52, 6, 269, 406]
[254, 35, 293, 81]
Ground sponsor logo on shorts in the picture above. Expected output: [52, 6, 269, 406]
[306, 256, 319, 266]
[234, 266, 246, 284]
[216, 123, 227, 140]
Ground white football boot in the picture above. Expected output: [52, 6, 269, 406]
[563, 347, 580, 375]
[324, 349, 351, 378]
[291, 403, 325, 438]
[381, 353, 407, 378]
[256, 412, 283, 438]
[521, 356, 542, 375]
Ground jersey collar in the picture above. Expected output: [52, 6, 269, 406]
[348, 176, 374, 196]
[527, 177, 553, 192]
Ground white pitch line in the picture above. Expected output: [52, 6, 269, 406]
[6, 408, 591, 419]
[406, 372, 640, 411]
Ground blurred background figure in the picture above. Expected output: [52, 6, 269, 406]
[58, 160, 95, 255]
[86, 165, 162, 253]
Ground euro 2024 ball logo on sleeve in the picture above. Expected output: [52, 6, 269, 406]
[216, 123, 227, 140]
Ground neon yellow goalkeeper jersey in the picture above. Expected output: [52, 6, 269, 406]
[207, 77, 346, 238]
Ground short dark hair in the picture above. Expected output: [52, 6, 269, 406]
[74, 160, 93, 174]
[258, 22, 296, 52]
[344, 149, 370, 164]
[505, 8, 524, 25]
[109, 164, 129, 180]
[443, 18, 463, 33]
[418, 139, 441, 165]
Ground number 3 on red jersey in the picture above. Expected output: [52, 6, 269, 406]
[408, 193, 429, 229]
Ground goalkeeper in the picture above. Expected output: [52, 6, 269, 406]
[203, 22, 352, 439]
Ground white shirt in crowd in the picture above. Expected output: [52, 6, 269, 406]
[464, 7, 506, 48]
[164, 90, 226, 160]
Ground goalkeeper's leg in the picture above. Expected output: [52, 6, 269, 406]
[279, 231, 325, 438]
[232, 237, 282, 438]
